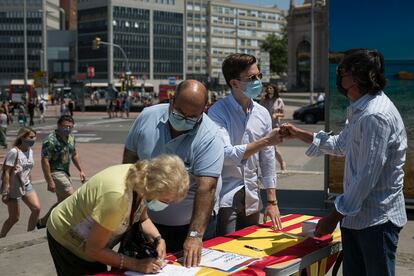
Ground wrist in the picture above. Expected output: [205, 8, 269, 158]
[153, 235, 163, 244]
[188, 230, 203, 240]
[267, 199, 278, 206]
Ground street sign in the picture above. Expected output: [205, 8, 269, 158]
[168, 76, 176, 85]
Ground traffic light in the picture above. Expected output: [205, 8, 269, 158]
[92, 37, 101, 50]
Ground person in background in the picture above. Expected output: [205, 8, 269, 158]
[27, 100, 36, 126]
[280, 49, 407, 276]
[67, 100, 74, 117]
[39, 98, 46, 123]
[36, 115, 86, 229]
[208, 53, 283, 236]
[259, 84, 287, 172]
[123, 80, 224, 267]
[47, 155, 189, 275]
[0, 127, 40, 237]
[0, 108, 8, 148]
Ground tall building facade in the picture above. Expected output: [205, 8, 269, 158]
[0, 0, 61, 88]
[77, 0, 184, 87]
[185, 0, 285, 83]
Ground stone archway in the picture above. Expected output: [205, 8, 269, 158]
[296, 40, 311, 90]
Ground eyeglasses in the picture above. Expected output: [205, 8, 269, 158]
[171, 110, 200, 124]
[238, 73, 263, 82]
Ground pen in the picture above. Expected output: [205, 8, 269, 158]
[244, 245, 262, 252]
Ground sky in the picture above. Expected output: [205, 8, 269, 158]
[329, 0, 414, 60]
[231, 0, 290, 10]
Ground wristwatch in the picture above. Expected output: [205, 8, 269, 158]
[188, 230, 203, 239]
[267, 199, 278, 206]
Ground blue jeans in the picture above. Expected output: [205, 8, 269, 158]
[341, 221, 402, 276]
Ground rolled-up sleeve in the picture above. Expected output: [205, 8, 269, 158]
[335, 114, 391, 217]
[306, 126, 348, 157]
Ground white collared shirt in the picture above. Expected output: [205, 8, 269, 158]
[208, 94, 277, 216]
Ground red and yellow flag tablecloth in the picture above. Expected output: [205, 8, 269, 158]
[97, 214, 341, 276]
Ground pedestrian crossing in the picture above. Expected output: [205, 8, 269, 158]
[6, 130, 102, 143]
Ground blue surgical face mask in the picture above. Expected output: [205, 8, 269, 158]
[23, 139, 35, 147]
[169, 110, 198, 132]
[145, 199, 169, 211]
[243, 80, 263, 99]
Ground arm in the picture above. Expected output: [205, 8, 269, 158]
[183, 176, 217, 267]
[315, 115, 390, 236]
[139, 209, 166, 260]
[41, 157, 56, 193]
[84, 221, 163, 273]
[1, 165, 13, 203]
[71, 149, 86, 183]
[122, 148, 139, 164]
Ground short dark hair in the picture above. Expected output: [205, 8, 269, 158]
[222, 53, 257, 88]
[57, 115, 74, 125]
[338, 49, 386, 95]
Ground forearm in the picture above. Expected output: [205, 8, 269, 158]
[72, 153, 84, 173]
[266, 188, 277, 202]
[1, 171, 10, 193]
[41, 158, 53, 184]
[85, 246, 138, 271]
[295, 128, 314, 144]
[188, 178, 217, 236]
[141, 218, 161, 240]
[243, 136, 270, 160]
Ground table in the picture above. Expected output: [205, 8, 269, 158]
[98, 214, 342, 276]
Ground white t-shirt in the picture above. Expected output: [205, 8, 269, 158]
[0, 113, 7, 128]
[4, 148, 34, 185]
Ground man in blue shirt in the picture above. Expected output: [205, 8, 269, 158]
[123, 80, 224, 267]
[208, 53, 283, 236]
[281, 49, 407, 276]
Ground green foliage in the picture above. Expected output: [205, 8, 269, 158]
[260, 25, 288, 75]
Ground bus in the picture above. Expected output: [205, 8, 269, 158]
[9, 79, 34, 103]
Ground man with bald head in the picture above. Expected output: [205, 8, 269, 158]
[123, 80, 224, 267]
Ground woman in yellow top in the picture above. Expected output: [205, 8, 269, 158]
[46, 154, 189, 276]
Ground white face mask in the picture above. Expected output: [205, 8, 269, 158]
[145, 199, 169, 211]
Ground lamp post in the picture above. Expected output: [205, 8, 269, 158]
[310, 0, 315, 104]
[23, 0, 28, 90]
[92, 37, 131, 92]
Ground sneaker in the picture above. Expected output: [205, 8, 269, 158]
[36, 220, 46, 229]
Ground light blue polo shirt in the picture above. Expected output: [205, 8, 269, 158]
[125, 104, 224, 226]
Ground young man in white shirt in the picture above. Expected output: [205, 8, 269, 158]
[208, 53, 283, 235]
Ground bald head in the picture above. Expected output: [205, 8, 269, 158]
[175, 80, 208, 107]
[170, 80, 207, 120]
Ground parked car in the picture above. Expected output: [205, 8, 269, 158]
[293, 101, 325, 124]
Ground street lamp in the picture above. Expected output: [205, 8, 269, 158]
[92, 37, 131, 90]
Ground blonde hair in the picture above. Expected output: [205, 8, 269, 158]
[13, 127, 36, 147]
[126, 154, 189, 202]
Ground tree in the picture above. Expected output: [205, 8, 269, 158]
[260, 25, 288, 75]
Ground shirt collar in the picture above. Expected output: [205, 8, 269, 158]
[228, 93, 254, 113]
[350, 92, 379, 111]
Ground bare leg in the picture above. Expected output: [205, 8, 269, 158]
[0, 199, 20, 238]
[22, 191, 41, 231]
[38, 187, 73, 227]
[274, 146, 287, 172]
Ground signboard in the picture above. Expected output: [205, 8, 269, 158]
[259, 51, 270, 83]
[168, 76, 176, 85]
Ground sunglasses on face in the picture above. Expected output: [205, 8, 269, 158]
[171, 109, 200, 124]
[238, 72, 263, 82]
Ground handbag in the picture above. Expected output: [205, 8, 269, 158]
[118, 192, 158, 259]
[1, 148, 25, 198]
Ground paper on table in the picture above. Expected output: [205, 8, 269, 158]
[199, 248, 256, 271]
[124, 264, 200, 276]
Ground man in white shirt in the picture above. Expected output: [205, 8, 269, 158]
[208, 53, 283, 235]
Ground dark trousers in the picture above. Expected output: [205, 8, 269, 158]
[341, 221, 402, 276]
[154, 213, 217, 254]
[47, 230, 107, 276]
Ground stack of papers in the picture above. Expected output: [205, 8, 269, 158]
[301, 219, 319, 237]
[199, 248, 257, 272]
[125, 264, 200, 276]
